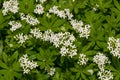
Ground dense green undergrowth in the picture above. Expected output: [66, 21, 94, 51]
[1, 0, 120, 80]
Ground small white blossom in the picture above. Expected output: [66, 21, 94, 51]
[20, 13, 40, 26]
[9, 21, 22, 32]
[49, 6, 66, 19]
[46, 13, 51, 18]
[49, 6, 59, 14]
[98, 70, 113, 80]
[77, 54, 88, 65]
[34, 4, 44, 15]
[40, 0, 47, 4]
[9, 44, 13, 47]
[48, 67, 56, 76]
[14, 33, 29, 45]
[2, 0, 19, 15]
[57, 10, 66, 19]
[72, 0, 75, 2]
[79, 24, 91, 39]
[87, 69, 93, 75]
[42, 29, 54, 41]
[107, 37, 120, 58]
[30, 28, 43, 39]
[93, 52, 110, 70]
[69, 48, 77, 58]
[93, 4, 99, 11]
[70, 19, 91, 39]
[64, 9, 73, 20]
[60, 46, 69, 56]
[19, 54, 38, 74]
[93, 7, 97, 11]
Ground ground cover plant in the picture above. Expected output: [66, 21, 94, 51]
[1, 0, 120, 80]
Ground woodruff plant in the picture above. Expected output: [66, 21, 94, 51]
[0, 0, 120, 80]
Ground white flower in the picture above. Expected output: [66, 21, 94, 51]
[57, 10, 66, 19]
[70, 19, 91, 39]
[77, 54, 88, 65]
[42, 29, 54, 41]
[9, 44, 13, 47]
[87, 69, 93, 75]
[107, 37, 120, 58]
[49, 6, 59, 14]
[48, 67, 56, 76]
[79, 24, 91, 39]
[72, 0, 75, 2]
[34, 4, 44, 15]
[70, 19, 84, 29]
[19, 54, 38, 74]
[30, 28, 77, 57]
[60, 46, 69, 56]
[9, 21, 22, 32]
[30, 28, 43, 39]
[93, 52, 110, 70]
[46, 13, 51, 18]
[69, 48, 77, 58]
[20, 13, 40, 26]
[50, 34, 61, 48]
[64, 9, 73, 20]
[2, 0, 19, 15]
[40, 0, 47, 4]
[98, 70, 113, 80]
[14, 33, 29, 45]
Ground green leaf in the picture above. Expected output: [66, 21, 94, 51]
[52, 19, 65, 28]
[23, 24, 30, 34]
[2, 53, 8, 64]
[76, 72, 81, 79]
[0, 40, 3, 54]
[114, 0, 120, 11]
[0, 61, 8, 69]
[81, 42, 95, 52]
[0, 10, 4, 24]
[84, 50, 96, 56]
[81, 73, 88, 80]
[96, 41, 107, 49]
[70, 68, 78, 72]
[27, 0, 35, 13]
[11, 51, 18, 60]
[19, 0, 35, 13]
[12, 62, 21, 72]
[114, 75, 120, 80]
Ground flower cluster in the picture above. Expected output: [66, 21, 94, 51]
[98, 70, 113, 80]
[49, 6, 66, 19]
[36, 0, 47, 3]
[64, 9, 73, 20]
[14, 33, 29, 45]
[70, 20, 91, 39]
[107, 37, 120, 58]
[19, 54, 38, 74]
[93, 52, 110, 70]
[47, 67, 56, 76]
[34, 4, 44, 15]
[30, 28, 77, 57]
[77, 53, 88, 65]
[49, 5, 91, 39]
[93, 52, 113, 80]
[30, 27, 43, 39]
[2, 0, 19, 16]
[9, 21, 22, 32]
[20, 13, 40, 26]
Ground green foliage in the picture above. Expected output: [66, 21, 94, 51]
[1, 0, 120, 80]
